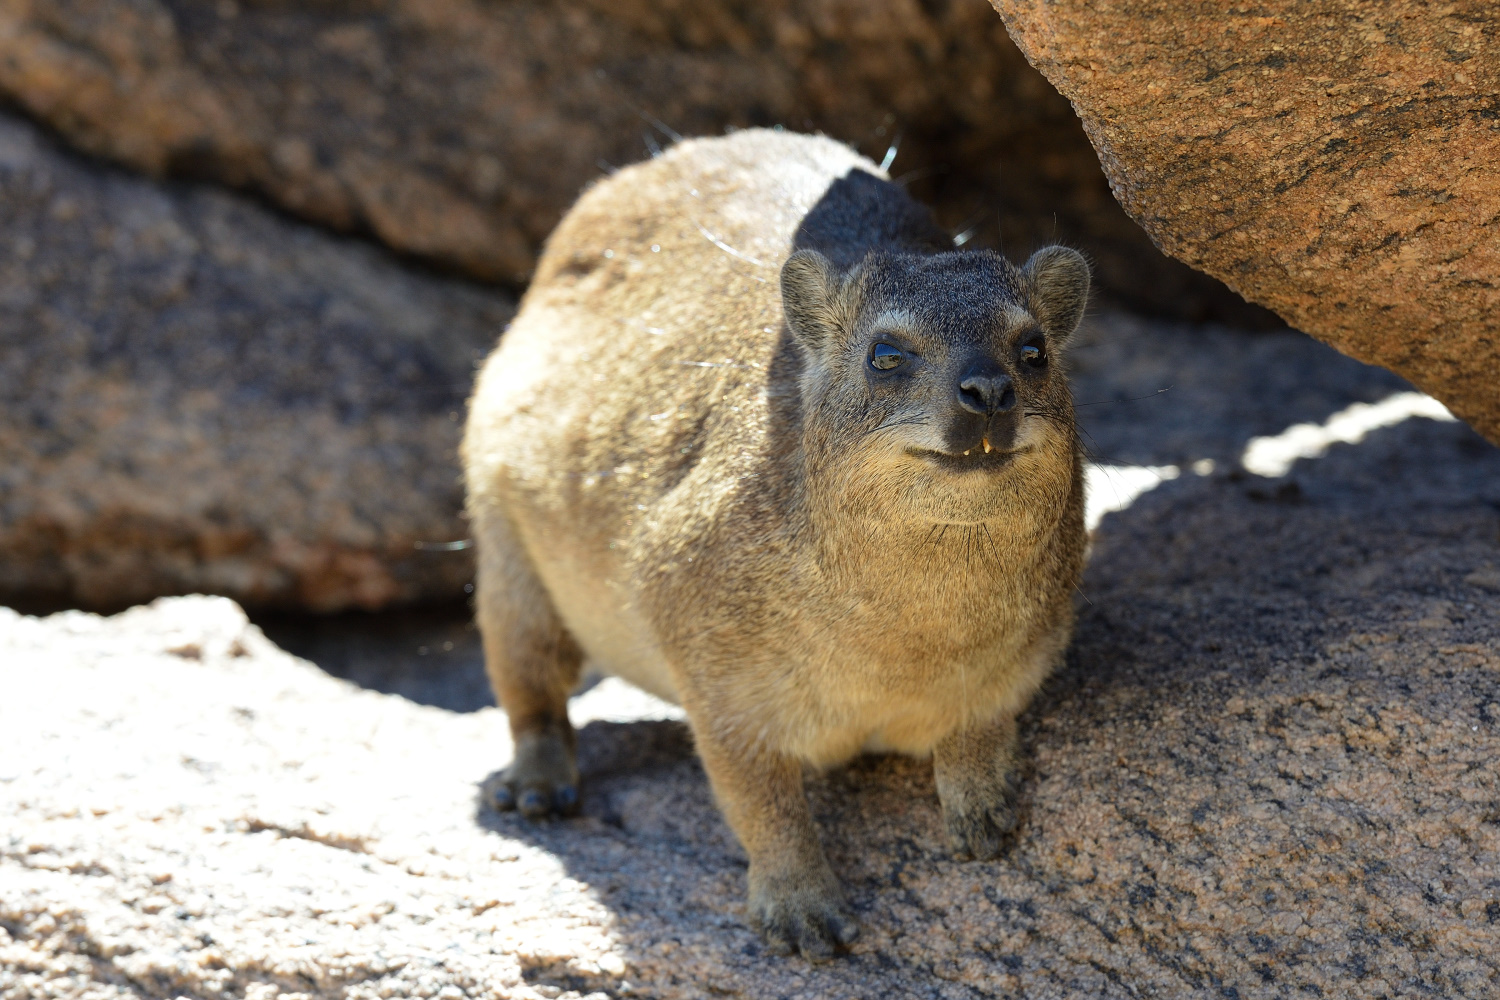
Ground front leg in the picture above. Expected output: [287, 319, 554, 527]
[692, 726, 859, 960]
[933, 712, 1022, 860]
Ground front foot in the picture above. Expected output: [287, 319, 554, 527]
[939, 770, 1018, 861]
[933, 715, 1023, 861]
[484, 725, 579, 818]
[748, 864, 859, 961]
[689, 726, 856, 960]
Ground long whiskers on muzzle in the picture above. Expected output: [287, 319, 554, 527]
[871, 413, 933, 439]
[1026, 404, 1112, 466]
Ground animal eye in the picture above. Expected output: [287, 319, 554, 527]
[870, 343, 905, 371]
[1019, 336, 1047, 368]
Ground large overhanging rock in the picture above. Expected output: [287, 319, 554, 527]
[990, 0, 1500, 443]
[0, 114, 510, 612]
[0, 0, 1269, 324]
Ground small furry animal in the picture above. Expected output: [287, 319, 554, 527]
[463, 128, 1088, 959]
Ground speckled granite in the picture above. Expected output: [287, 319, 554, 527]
[4, 318, 1498, 998]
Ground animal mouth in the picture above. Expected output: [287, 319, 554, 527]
[911, 441, 1027, 472]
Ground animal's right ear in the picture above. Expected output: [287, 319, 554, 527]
[780, 249, 845, 354]
[1020, 246, 1090, 344]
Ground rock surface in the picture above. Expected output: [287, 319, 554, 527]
[991, 0, 1500, 443]
[0, 0, 1269, 323]
[0, 112, 512, 613]
[6, 313, 1499, 999]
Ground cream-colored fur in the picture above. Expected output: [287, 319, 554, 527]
[463, 129, 1088, 959]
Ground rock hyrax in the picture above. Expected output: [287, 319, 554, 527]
[463, 128, 1089, 958]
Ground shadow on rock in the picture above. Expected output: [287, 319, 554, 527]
[257, 602, 493, 713]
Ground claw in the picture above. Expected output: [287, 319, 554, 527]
[946, 798, 1018, 860]
[763, 929, 795, 957]
[798, 920, 836, 962]
[491, 784, 516, 811]
[518, 788, 551, 817]
[830, 913, 861, 946]
[749, 882, 859, 961]
[484, 728, 581, 820]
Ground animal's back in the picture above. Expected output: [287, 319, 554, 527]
[465, 130, 943, 696]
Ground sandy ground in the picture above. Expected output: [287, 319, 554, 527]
[4, 311, 1498, 999]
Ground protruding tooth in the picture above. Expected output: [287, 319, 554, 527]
[963, 450, 970, 456]
[983, 437, 992, 454]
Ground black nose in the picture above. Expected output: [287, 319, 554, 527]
[957, 371, 1016, 415]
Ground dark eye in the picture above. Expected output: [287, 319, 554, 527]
[870, 343, 905, 371]
[1019, 336, 1047, 368]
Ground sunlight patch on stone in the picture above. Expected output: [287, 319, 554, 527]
[570, 675, 685, 724]
[1242, 392, 1455, 478]
[1085, 463, 1181, 531]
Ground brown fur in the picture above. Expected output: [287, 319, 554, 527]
[463, 129, 1088, 958]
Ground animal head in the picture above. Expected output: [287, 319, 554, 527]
[781, 245, 1089, 525]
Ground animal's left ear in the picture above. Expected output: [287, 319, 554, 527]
[1020, 246, 1090, 344]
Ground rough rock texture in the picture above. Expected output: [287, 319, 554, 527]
[0, 0, 1270, 323]
[0, 112, 512, 613]
[991, 0, 1500, 443]
[6, 315, 1498, 999]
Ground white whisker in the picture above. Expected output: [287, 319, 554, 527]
[695, 223, 768, 267]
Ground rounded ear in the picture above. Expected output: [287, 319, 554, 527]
[780, 249, 843, 353]
[1020, 246, 1090, 343]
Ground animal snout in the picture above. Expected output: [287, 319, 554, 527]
[957, 371, 1015, 416]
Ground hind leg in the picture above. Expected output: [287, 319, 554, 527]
[472, 508, 584, 817]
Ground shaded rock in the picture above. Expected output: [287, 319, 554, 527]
[258, 602, 494, 714]
[0, 112, 512, 612]
[6, 313, 1498, 999]
[991, 0, 1500, 442]
[0, 0, 1269, 323]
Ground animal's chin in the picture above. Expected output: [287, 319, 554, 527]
[908, 446, 1027, 474]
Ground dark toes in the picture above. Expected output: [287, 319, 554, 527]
[947, 808, 1008, 861]
[989, 801, 1019, 836]
[517, 788, 551, 817]
[755, 903, 857, 960]
[830, 912, 861, 946]
[761, 922, 795, 956]
[796, 919, 836, 962]
[486, 776, 581, 819]
[967, 828, 1004, 862]
[489, 781, 516, 811]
